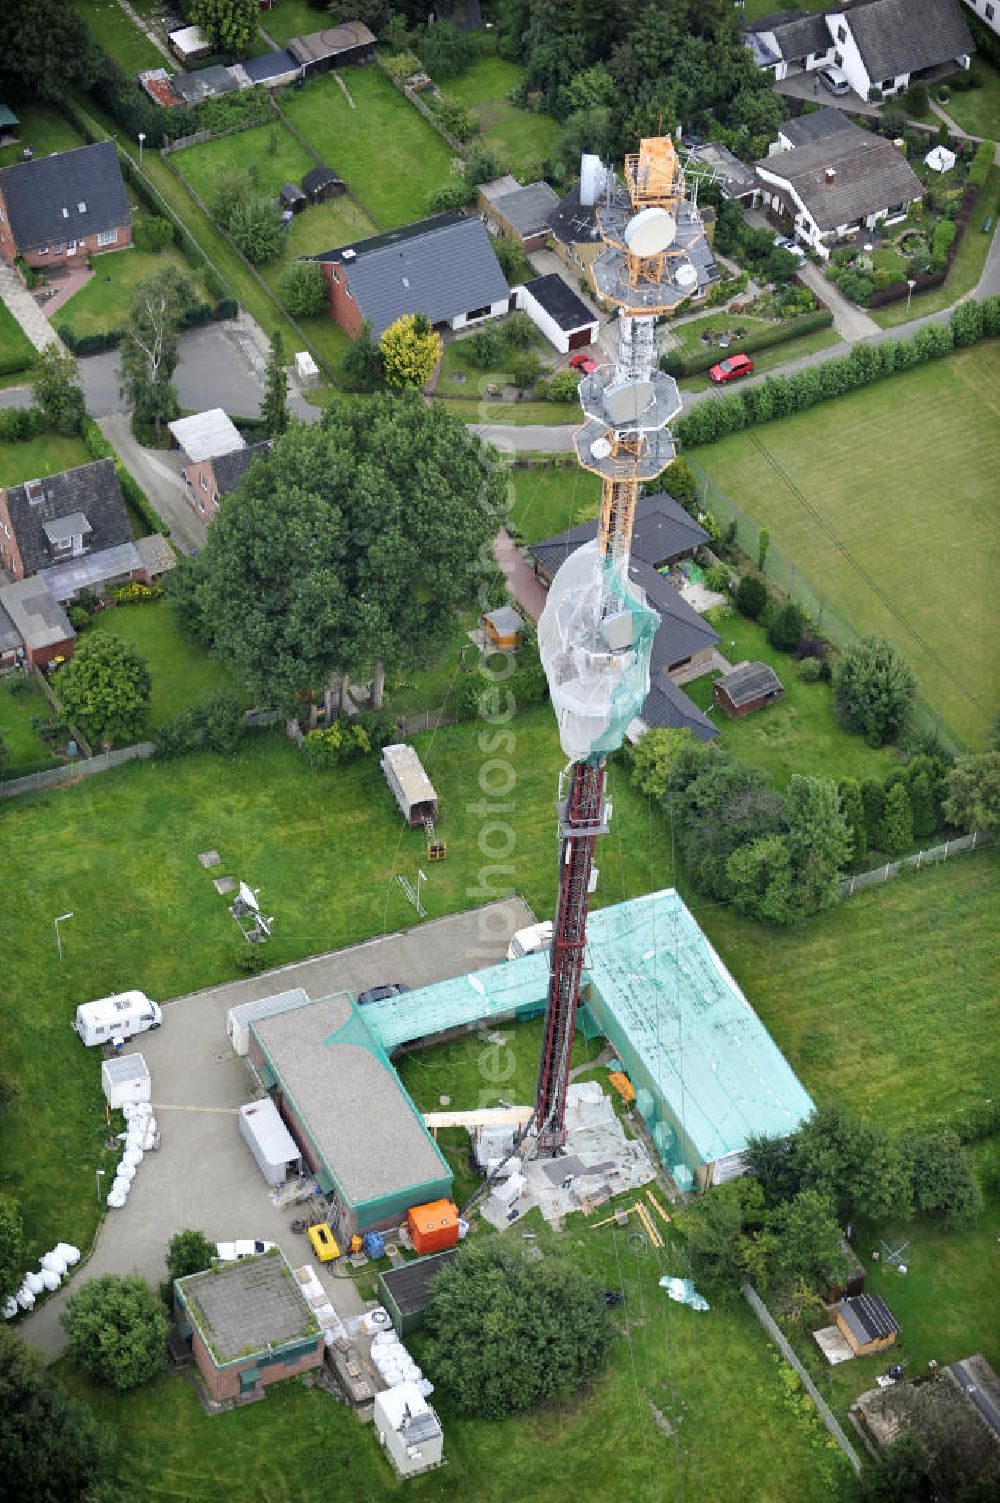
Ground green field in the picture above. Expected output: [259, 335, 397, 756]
[685, 610, 900, 790]
[0, 432, 92, 487]
[281, 68, 455, 227]
[0, 677, 61, 774]
[447, 47, 562, 176]
[58, 235, 208, 340]
[259, 0, 321, 45]
[0, 301, 36, 375]
[506, 458, 600, 543]
[0, 101, 86, 169]
[939, 63, 1000, 139]
[89, 600, 246, 732]
[693, 341, 1000, 747]
[73, 0, 164, 72]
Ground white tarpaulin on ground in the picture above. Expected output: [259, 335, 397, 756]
[924, 145, 956, 173]
[659, 1275, 709, 1311]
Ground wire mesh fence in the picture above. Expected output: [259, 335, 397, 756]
[0, 743, 155, 799]
[686, 457, 965, 757]
[840, 831, 994, 896]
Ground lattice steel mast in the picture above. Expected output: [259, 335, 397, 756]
[534, 137, 710, 1152]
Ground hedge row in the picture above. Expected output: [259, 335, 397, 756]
[81, 415, 171, 539]
[675, 296, 1000, 448]
[0, 345, 35, 378]
[58, 297, 239, 357]
[660, 309, 834, 378]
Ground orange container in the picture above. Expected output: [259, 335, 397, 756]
[407, 1199, 460, 1256]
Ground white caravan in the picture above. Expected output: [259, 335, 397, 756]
[73, 990, 162, 1047]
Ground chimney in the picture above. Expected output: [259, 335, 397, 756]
[825, 166, 837, 185]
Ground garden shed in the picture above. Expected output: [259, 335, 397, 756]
[482, 604, 523, 650]
[378, 1248, 458, 1336]
[239, 1098, 302, 1186]
[301, 166, 344, 203]
[836, 1293, 900, 1356]
[713, 660, 784, 718]
[101, 1052, 150, 1109]
[279, 183, 307, 215]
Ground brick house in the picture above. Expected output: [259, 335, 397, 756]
[0, 459, 147, 601]
[174, 1250, 323, 1403]
[311, 212, 509, 340]
[0, 140, 131, 270]
[183, 441, 271, 522]
[0, 577, 76, 668]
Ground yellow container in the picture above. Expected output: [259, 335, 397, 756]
[307, 1223, 340, 1262]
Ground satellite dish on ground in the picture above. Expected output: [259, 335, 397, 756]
[238, 881, 259, 913]
[625, 207, 676, 256]
[590, 436, 613, 460]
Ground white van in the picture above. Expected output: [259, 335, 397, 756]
[506, 922, 553, 961]
[73, 990, 162, 1047]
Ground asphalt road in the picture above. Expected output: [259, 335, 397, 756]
[949, 1360, 1000, 1439]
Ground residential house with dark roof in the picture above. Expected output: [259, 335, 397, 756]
[0, 460, 146, 601]
[513, 273, 599, 354]
[755, 110, 922, 257]
[479, 175, 561, 250]
[529, 492, 709, 583]
[0, 140, 131, 269]
[182, 441, 271, 522]
[311, 213, 510, 340]
[744, 0, 973, 98]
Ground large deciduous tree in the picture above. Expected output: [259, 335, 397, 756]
[166, 1228, 218, 1282]
[62, 1274, 168, 1390]
[0, 0, 98, 100]
[119, 266, 198, 442]
[55, 631, 152, 747]
[30, 346, 85, 436]
[423, 1240, 613, 1418]
[833, 635, 916, 746]
[0, 1193, 24, 1303]
[942, 751, 1000, 835]
[0, 1327, 110, 1498]
[181, 397, 503, 712]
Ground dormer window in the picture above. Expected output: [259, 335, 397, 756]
[43, 511, 92, 558]
[62, 207, 69, 218]
[78, 201, 87, 212]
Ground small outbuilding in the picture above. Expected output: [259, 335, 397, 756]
[514, 272, 600, 354]
[713, 660, 784, 719]
[287, 22, 376, 74]
[480, 176, 560, 250]
[168, 409, 245, 465]
[407, 1199, 460, 1256]
[377, 1248, 459, 1337]
[381, 743, 438, 829]
[279, 182, 307, 215]
[0, 103, 20, 148]
[167, 24, 212, 63]
[836, 1293, 900, 1357]
[239, 1098, 302, 1186]
[301, 165, 345, 203]
[294, 351, 320, 389]
[373, 1380, 444, 1478]
[0, 577, 75, 668]
[482, 604, 523, 650]
[101, 1053, 151, 1109]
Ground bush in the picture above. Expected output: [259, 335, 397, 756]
[132, 215, 174, 253]
[704, 564, 732, 593]
[302, 719, 372, 768]
[968, 138, 994, 190]
[798, 656, 823, 683]
[735, 574, 768, 621]
[277, 259, 327, 318]
[767, 601, 806, 653]
[0, 406, 46, 443]
[113, 581, 163, 605]
[930, 217, 957, 272]
[510, 352, 543, 389]
[166, 1229, 218, 1282]
[154, 693, 244, 759]
[67, 605, 92, 632]
[834, 635, 916, 746]
[536, 369, 581, 402]
[62, 1274, 167, 1390]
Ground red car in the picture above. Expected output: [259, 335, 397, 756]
[709, 353, 754, 383]
[569, 353, 597, 375]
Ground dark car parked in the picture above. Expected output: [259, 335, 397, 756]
[356, 983, 411, 1006]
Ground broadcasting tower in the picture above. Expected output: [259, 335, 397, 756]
[533, 137, 710, 1152]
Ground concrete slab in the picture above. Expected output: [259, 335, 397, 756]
[198, 850, 221, 867]
[213, 876, 236, 894]
[814, 1325, 856, 1364]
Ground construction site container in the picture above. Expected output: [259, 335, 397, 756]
[238, 1098, 302, 1186]
[227, 987, 310, 1056]
[407, 1200, 459, 1256]
[101, 1053, 151, 1109]
[381, 744, 437, 828]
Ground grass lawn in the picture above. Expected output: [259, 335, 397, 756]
[446, 46, 562, 177]
[0, 432, 91, 487]
[383, 608, 479, 718]
[0, 677, 61, 774]
[73, 0, 164, 72]
[89, 601, 246, 733]
[506, 458, 600, 544]
[172, 121, 316, 206]
[436, 319, 549, 397]
[692, 341, 1000, 748]
[872, 166, 1000, 327]
[0, 101, 85, 169]
[700, 849, 1000, 1131]
[61, 1217, 849, 1503]
[0, 301, 37, 376]
[281, 68, 455, 228]
[260, 0, 322, 45]
[940, 62, 1000, 139]
[57, 235, 206, 340]
[684, 608, 899, 790]
[434, 394, 578, 425]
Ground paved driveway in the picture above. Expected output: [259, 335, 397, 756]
[98, 412, 207, 556]
[21, 897, 530, 1360]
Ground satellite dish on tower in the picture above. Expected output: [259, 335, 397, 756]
[674, 261, 698, 290]
[580, 153, 611, 207]
[625, 207, 676, 256]
[590, 436, 613, 460]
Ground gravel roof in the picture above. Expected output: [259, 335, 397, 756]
[253, 995, 449, 1208]
[179, 1251, 318, 1364]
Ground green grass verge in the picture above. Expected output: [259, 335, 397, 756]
[73, 0, 164, 72]
[446, 46, 562, 176]
[88, 600, 246, 732]
[0, 433, 92, 487]
[382, 608, 479, 718]
[0, 678, 61, 773]
[872, 166, 1000, 327]
[0, 301, 37, 376]
[258, 0, 321, 45]
[692, 341, 1000, 748]
[433, 395, 578, 425]
[58, 236, 207, 340]
[684, 609, 899, 790]
[0, 101, 86, 169]
[281, 68, 455, 228]
[505, 458, 600, 544]
[678, 327, 844, 392]
[938, 64, 1000, 138]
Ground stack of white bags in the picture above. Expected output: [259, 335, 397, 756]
[107, 1103, 157, 1208]
[370, 1328, 434, 1398]
[3, 1243, 81, 1319]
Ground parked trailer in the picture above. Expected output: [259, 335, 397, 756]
[381, 743, 438, 829]
[239, 1099, 302, 1186]
[73, 991, 161, 1047]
